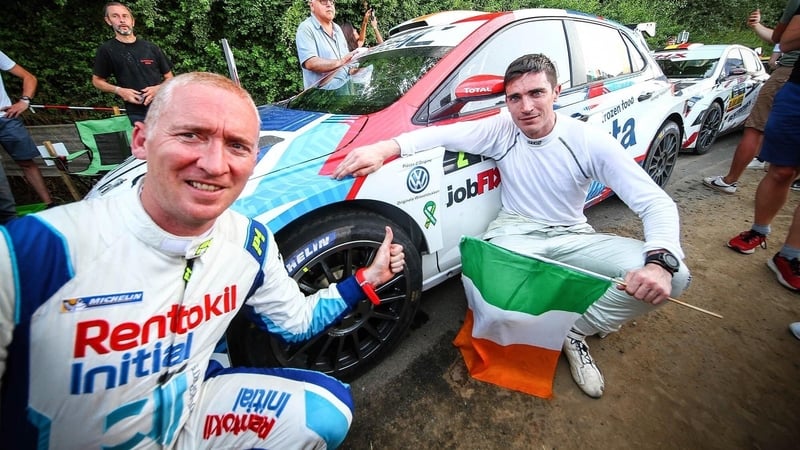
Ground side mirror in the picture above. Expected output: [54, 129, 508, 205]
[729, 67, 747, 76]
[454, 74, 505, 101]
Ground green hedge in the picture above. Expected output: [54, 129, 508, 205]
[0, 0, 788, 124]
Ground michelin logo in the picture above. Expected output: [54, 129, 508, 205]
[62, 291, 144, 312]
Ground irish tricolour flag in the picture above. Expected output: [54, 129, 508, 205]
[453, 237, 610, 398]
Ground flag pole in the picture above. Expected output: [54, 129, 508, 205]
[524, 253, 723, 319]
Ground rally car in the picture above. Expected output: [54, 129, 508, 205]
[88, 9, 685, 380]
[654, 43, 769, 154]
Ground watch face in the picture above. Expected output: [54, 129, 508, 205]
[663, 253, 679, 269]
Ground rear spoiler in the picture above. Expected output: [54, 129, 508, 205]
[625, 22, 656, 38]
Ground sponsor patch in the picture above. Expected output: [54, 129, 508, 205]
[61, 291, 144, 312]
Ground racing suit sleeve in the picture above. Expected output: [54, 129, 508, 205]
[394, 111, 516, 160]
[584, 125, 684, 259]
[0, 229, 15, 395]
[242, 230, 365, 344]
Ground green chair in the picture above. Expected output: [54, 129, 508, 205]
[71, 115, 134, 178]
[43, 115, 134, 190]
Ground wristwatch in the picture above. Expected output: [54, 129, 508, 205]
[645, 251, 680, 275]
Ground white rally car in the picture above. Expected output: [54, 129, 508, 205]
[88, 9, 685, 380]
[654, 43, 769, 154]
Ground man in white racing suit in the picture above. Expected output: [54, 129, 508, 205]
[0, 72, 405, 449]
[333, 54, 691, 399]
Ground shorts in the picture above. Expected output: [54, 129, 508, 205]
[744, 65, 792, 131]
[0, 116, 39, 161]
[759, 81, 800, 167]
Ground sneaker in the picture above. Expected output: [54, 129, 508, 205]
[767, 253, 800, 291]
[790, 322, 800, 340]
[703, 175, 737, 194]
[791, 180, 800, 192]
[726, 230, 767, 254]
[562, 333, 604, 398]
[746, 158, 766, 170]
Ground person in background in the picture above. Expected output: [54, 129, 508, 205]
[333, 53, 691, 399]
[296, 0, 359, 89]
[768, 42, 783, 72]
[0, 72, 405, 448]
[341, 22, 361, 52]
[0, 49, 54, 208]
[702, 4, 800, 194]
[728, 6, 800, 289]
[357, 7, 384, 48]
[92, 1, 174, 125]
[0, 162, 16, 223]
[340, 6, 383, 53]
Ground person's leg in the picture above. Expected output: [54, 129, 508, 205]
[767, 198, 800, 290]
[0, 161, 17, 223]
[0, 117, 53, 205]
[15, 160, 52, 205]
[728, 81, 800, 254]
[489, 232, 691, 398]
[705, 66, 790, 189]
[177, 362, 353, 449]
[753, 164, 798, 226]
[722, 127, 763, 184]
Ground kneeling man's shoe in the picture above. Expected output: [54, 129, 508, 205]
[563, 332, 604, 398]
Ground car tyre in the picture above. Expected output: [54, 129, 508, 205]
[644, 121, 680, 187]
[226, 209, 422, 381]
[693, 102, 723, 155]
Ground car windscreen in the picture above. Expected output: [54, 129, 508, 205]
[286, 46, 452, 115]
[656, 56, 719, 79]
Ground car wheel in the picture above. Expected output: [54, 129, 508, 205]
[644, 121, 680, 187]
[694, 102, 723, 155]
[226, 209, 422, 381]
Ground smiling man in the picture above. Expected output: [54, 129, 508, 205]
[333, 53, 691, 399]
[0, 72, 405, 448]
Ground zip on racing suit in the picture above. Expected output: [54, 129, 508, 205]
[0, 187, 366, 449]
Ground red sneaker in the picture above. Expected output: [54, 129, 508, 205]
[767, 253, 800, 291]
[726, 230, 767, 254]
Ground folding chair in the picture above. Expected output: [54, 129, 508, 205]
[45, 115, 134, 190]
[72, 115, 134, 178]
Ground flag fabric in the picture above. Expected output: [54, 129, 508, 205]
[453, 236, 611, 398]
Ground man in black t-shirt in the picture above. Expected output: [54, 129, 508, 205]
[92, 2, 173, 124]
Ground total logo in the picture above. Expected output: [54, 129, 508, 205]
[445, 168, 500, 207]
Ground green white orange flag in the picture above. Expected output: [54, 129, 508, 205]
[453, 237, 610, 398]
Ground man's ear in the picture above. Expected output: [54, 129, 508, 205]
[104, 16, 112, 26]
[131, 122, 148, 160]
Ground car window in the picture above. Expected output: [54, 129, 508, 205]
[572, 21, 632, 82]
[742, 49, 761, 73]
[422, 19, 570, 122]
[723, 48, 744, 76]
[285, 22, 483, 115]
[623, 35, 646, 72]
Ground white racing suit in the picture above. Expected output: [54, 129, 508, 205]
[0, 188, 366, 449]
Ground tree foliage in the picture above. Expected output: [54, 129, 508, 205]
[0, 0, 790, 124]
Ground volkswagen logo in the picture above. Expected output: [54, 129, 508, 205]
[406, 166, 430, 194]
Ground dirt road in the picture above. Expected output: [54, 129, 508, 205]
[342, 132, 800, 449]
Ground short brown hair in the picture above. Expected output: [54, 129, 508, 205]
[504, 54, 558, 90]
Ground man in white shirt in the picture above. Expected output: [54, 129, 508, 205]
[333, 53, 692, 399]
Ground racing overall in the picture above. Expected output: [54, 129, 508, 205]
[0, 188, 365, 449]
